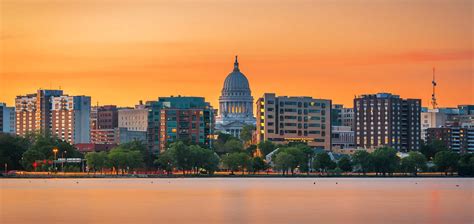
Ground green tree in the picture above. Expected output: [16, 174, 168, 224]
[119, 140, 154, 169]
[0, 133, 30, 171]
[21, 149, 45, 171]
[433, 150, 459, 176]
[170, 141, 192, 175]
[154, 150, 175, 175]
[240, 125, 255, 143]
[222, 152, 250, 175]
[337, 156, 352, 173]
[371, 147, 399, 176]
[245, 144, 257, 156]
[296, 144, 314, 174]
[420, 140, 448, 160]
[457, 154, 474, 177]
[223, 139, 244, 154]
[85, 151, 108, 174]
[249, 156, 267, 174]
[258, 141, 276, 156]
[188, 145, 220, 175]
[202, 151, 220, 175]
[400, 151, 427, 176]
[352, 150, 372, 175]
[313, 152, 335, 175]
[107, 147, 143, 175]
[274, 152, 295, 175]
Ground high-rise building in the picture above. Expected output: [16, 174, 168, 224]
[15, 89, 63, 136]
[90, 105, 119, 144]
[15, 89, 90, 144]
[145, 96, 214, 153]
[354, 93, 421, 152]
[118, 103, 148, 132]
[256, 93, 332, 150]
[215, 56, 256, 138]
[0, 103, 15, 134]
[331, 104, 354, 128]
[421, 109, 448, 141]
[51, 95, 91, 144]
[426, 127, 474, 154]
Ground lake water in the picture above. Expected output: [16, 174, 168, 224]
[1, 178, 472, 224]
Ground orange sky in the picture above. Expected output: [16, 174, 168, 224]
[1, 0, 473, 109]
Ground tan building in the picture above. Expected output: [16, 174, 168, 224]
[256, 93, 332, 150]
[15, 90, 64, 136]
[118, 103, 148, 132]
[421, 109, 448, 141]
[51, 95, 91, 144]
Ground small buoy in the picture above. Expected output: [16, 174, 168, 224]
[456, 185, 459, 187]
[76, 181, 79, 184]
[336, 182, 338, 184]
[415, 183, 418, 184]
[313, 182, 315, 184]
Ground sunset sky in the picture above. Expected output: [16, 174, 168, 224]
[1, 0, 472, 109]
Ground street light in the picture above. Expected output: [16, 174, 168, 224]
[52, 148, 59, 172]
[62, 151, 67, 172]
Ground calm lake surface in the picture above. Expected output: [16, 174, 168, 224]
[1, 178, 472, 224]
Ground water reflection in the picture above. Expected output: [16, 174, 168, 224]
[1, 178, 472, 224]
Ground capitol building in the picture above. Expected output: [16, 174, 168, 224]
[215, 56, 256, 137]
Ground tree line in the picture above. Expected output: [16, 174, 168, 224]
[0, 128, 473, 176]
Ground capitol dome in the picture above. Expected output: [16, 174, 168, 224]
[222, 58, 251, 93]
[216, 56, 256, 137]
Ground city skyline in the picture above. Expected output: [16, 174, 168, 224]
[1, 0, 472, 109]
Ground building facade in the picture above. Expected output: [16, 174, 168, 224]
[146, 96, 214, 153]
[51, 95, 91, 144]
[426, 127, 474, 153]
[421, 109, 448, 141]
[90, 105, 118, 144]
[215, 56, 256, 137]
[118, 104, 148, 132]
[15, 90, 64, 136]
[354, 93, 421, 152]
[331, 104, 354, 128]
[256, 93, 332, 149]
[15, 89, 90, 144]
[331, 126, 355, 149]
[0, 103, 15, 134]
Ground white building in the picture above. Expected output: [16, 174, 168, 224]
[51, 95, 91, 144]
[421, 109, 448, 141]
[118, 104, 148, 132]
[215, 56, 256, 137]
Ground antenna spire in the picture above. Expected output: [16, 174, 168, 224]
[233, 55, 239, 71]
[431, 67, 438, 109]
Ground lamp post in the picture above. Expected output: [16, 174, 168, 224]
[62, 150, 67, 172]
[52, 148, 59, 172]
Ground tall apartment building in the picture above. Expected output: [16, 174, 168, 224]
[354, 93, 421, 152]
[118, 103, 148, 132]
[90, 105, 118, 144]
[15, 90, 63, 136]
[426, 127, 474, 154]
[146, 96, 214, 153]
[421, 109, 448, 141]
[331, 104, 354, 128]
[256, 93, 332, 150]
[15, 89, 90, 144]
[51, 95, 91, 144]
[0, 103, 15, 134]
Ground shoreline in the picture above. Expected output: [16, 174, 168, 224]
[2, 173, 471, 179]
